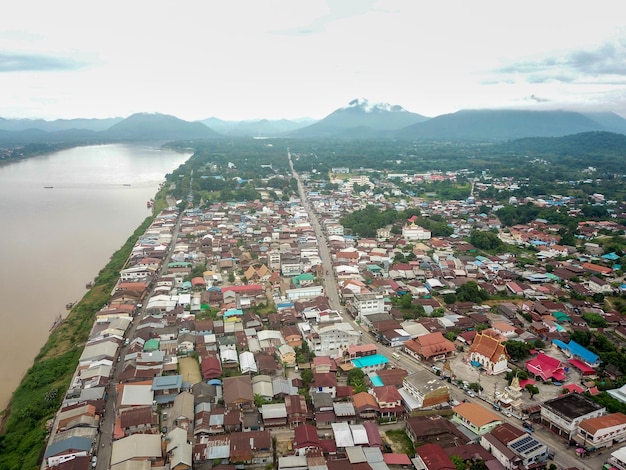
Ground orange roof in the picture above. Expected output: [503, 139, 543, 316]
[469, 333, 509, 362]
[352, 391, 380, 411]
[581, 262, 612, 275]
[579, 412, 626, 434]
[408, 332, 456, 359]
[348, 344, 378, 355]
[373, 385, 402, 404]
[492, 321, 516, 333]
[453, 402, 502, 428]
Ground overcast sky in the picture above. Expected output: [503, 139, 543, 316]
[2, 0, 626, 121]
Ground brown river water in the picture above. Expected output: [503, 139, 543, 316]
[0, 144, 190, 409]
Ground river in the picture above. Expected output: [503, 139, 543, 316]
[0, 143, 191, 410]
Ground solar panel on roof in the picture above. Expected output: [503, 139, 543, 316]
[510, 435, 543, 455]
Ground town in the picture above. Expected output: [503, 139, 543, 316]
[41, 142, 626, 470]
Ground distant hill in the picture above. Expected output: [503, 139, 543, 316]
[492, 131, 626, 176]
[395, 109, 620, 141]
[0, 116, 122, 132]
[104, 113, 220, 140]
[200, 117, 314, 136]
[581, 112, 626, 134]
[0, 127, 98, 145]
[2, 106, 626, 146]
[289, 98, 430, 138]
[499, 130, 626, 156]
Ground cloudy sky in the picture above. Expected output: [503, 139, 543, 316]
[2, 0, 626, 121]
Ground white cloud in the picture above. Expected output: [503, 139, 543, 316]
[1, 0, 626, 119]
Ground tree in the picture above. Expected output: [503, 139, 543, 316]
[456, 281, 487, 303]
[431, 308, 445, 318]
[300, 369, 313, 389]
[570, 330, 592, 347]
[505, 370, 528, 384]
[348, 368, 367, 394]
[532, 339, 546, 350]
[525, 384, 539, 399]
[227, 272, 235, 283]
[469, 229, 502, 251]
[443, 293, 457, 305]
[582, 312, 607, 328]
[450, 455, 465, 470]
[504, 341, 532, 361]
[254, 393, 270, 407]
[348, 368, 365, 385]
[445, 331, 458, 342]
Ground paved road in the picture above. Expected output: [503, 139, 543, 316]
[289, 150, 597, 470]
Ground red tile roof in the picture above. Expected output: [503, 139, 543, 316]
[405, 332, 456, 359]
[416, 443, 456, 470]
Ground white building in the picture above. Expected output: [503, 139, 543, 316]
[541, 394, 605, 440]
[398, 373, 449, 413]
[280, 255, 302, 277]
[402, 222, 431, 241]
[576, 413, 626, 450]
[120, 265, 156, 282]
[306, 323, 360, 355]
[351, 293, 385, 321]
[286, 286, 324, 301]
[608, 446, 626, 470]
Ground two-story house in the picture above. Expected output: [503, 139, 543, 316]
[371, 386, 404, 421]
[576, 412, 626, 450]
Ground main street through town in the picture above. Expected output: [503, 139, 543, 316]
[289, 150, 597, 470]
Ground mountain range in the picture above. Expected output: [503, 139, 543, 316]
[1, 99, 626, 144]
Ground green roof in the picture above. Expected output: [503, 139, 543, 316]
[553, 311, 571, 323]
[293, 273, 315, 287]
[144, 338, 160, 351]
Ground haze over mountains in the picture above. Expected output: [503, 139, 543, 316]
[1, 99, 626, 144]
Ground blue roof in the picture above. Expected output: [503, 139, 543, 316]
[154, 394, 177, 404]
[552, 339, 568, 349]
[370, 374, 384, 387]
[568, 340, 599, 364]
[152, 374, 183, 391]
[352, 354, 389, 368]
[44, 436, 93, 458]
[602, 252, 620, 261]
[224, 308, 243, 318]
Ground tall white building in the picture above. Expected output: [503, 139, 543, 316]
[350, 293, 385, 321]
[402, 222, 431, 241]
[306, 323, 360, 356]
